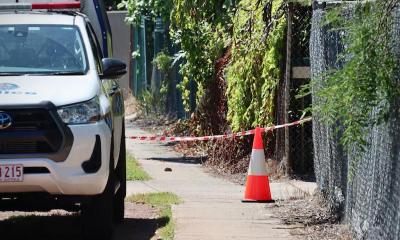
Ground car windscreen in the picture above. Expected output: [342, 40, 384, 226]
[0, 25, 87, 75]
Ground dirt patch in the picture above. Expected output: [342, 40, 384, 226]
[272, 194, 354, 240]
[0, 202, 163, 240]
[124, 91, 176, 136]
[114, 202, 166, 240]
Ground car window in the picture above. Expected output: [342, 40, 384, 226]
[0, 25, 87, 74]
[86, 22, 103, 74]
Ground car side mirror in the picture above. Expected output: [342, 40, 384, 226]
[101, 58, 127, 79]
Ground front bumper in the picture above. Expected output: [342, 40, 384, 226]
[0, 121, 112, 196]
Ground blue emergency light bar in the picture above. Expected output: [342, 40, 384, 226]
[0, 1, 80, 10]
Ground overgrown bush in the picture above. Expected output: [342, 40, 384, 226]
[137, 89, 165, 114]
[226, 0, 286, 131]
[170, 0, 233, 112]
[118, 0, 173, 23]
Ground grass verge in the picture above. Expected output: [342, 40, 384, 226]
[126, 154, 151, 181]
[127, 192, 181, 240]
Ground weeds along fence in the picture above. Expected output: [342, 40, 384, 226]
[201, 3, 314, 177]
[130, 16, 190, 119]
[126, 4, 315, 177]
[311, 3, 400, 239]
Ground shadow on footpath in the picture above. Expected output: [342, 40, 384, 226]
[148, 156, 207, 165]
[0, 214, 168, 240]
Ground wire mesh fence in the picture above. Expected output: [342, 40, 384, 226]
[292, 5, 312, 67]
[289, 78, 314, 177]
[288, 4, 314, 177]
[311, 6, 400, 240]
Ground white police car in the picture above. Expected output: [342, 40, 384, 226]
[0, 1, 126, 239]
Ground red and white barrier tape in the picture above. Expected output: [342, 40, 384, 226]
[126, 117, 312, 142]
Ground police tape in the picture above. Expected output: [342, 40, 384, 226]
[126, 117, 312, 142]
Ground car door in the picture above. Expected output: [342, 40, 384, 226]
[86, 21, 124, 168]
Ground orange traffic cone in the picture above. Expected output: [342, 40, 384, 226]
[242, 127, 275, 203]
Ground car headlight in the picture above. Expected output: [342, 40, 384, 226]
[57, 97, 101, 124]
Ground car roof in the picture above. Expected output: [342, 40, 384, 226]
[0, 12, 80, 25]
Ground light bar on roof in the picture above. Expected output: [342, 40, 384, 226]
[0, 1, 80, 11]
[32, 2, 80, 9]
[0, 3, 31, 10]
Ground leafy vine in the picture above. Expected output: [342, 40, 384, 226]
[226, 0, 286, 131]
[170, 0, 233, 112]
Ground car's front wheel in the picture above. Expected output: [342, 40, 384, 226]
[82, 142, 115, 240]
[81, 176, 114, 240]
[114, 122, 126, 223]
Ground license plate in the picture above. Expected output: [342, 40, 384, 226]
[0, 165, 23, 182]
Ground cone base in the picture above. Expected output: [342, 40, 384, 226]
[243, 175, 273, 202]
[241, 199, 276, 203]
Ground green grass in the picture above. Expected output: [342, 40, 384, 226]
[127, 192, 181, 240]
[126, 154, 151, 181]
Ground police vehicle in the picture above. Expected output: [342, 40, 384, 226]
[0, 1, 126, 239]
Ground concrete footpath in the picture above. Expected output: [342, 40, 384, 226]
[125, 124, 316, 240]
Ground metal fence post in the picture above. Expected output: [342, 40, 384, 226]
[283, 3, 293, 175]
[151, 17, 164, 95]
[137, 15, 148, 95]
[131, 25, 139, 96]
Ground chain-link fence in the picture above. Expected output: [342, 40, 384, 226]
[292, 5, 312, 67]
[290, 78, 313, 177]
[289, 4, 314, 177]
[311, 4, 400, 239]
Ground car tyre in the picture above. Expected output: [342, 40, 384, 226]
[82, 142, 115, 240]
[114, 122, 126, 223]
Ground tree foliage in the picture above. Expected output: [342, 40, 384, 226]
[118, 0, 173, 23]
[121, 0, 288, 133]
[170, 0, 233, 112]
[104, 0, 119, 8]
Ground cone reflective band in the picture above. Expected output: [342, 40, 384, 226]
[242, 127, 275, 203]
[0, 2, 80, 11]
